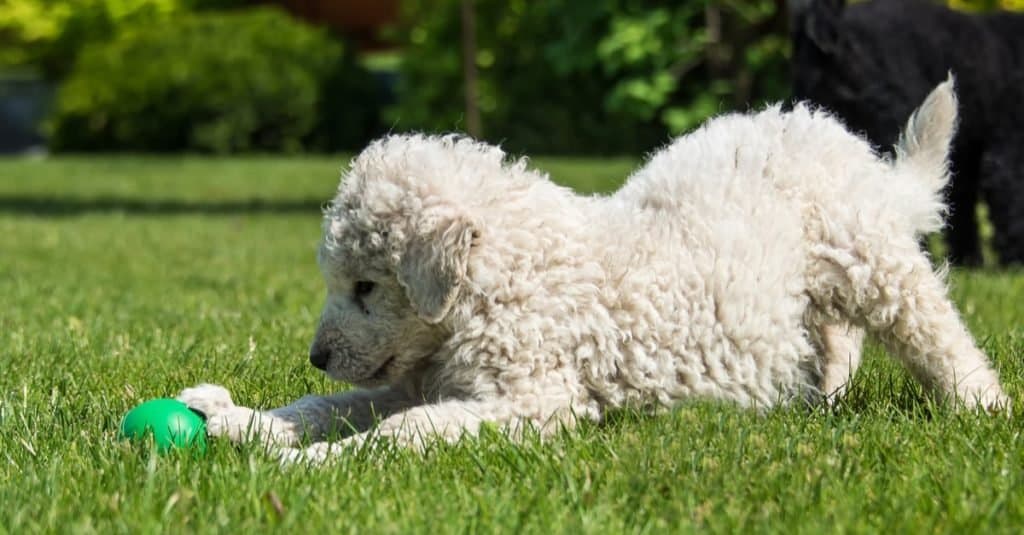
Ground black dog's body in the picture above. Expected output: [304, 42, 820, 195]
[791, 0, 1024, 265]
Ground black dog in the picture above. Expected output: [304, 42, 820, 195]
[791, 0, 1024, 265]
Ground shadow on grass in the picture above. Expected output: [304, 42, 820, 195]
[0, 196, 326, 216]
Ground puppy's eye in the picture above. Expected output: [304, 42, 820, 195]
[353, 280, 375, 298]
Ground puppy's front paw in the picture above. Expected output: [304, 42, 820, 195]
[277, 443, 332, 466]
[177, 383, 236, 419]
[203, 406, 265, 443]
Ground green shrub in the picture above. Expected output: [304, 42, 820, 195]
[390, 0, 790, 155]
[49, 7, 382, 153]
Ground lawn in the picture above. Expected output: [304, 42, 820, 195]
[1, 155, 1023, 533]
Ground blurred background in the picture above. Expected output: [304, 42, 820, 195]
[0, 0, 1020, 157]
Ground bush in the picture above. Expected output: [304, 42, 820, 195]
[49, 7, 382, 153]
[390, 0, 790, 155]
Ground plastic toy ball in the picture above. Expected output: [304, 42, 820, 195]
[119, 398, 207, 454]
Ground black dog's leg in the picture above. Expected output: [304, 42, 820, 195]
[980, 140, 1024, 265]
[944, 145, 983, 266]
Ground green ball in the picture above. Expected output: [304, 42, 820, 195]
[119, 398, 207, 454]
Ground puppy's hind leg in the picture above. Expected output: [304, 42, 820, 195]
[816, 237, 1007, 410]
[819, 322, 866, 402]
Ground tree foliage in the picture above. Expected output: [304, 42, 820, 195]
[390, 0, 790, 155]
[3, 0, 180, 78]
[948, 0, 1024, 11]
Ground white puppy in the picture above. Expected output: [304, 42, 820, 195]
[180, 78, 1008, 463]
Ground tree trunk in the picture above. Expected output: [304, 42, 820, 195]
[460, 0, 482, 138]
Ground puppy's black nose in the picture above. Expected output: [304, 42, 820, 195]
[309, 347, 330, 370]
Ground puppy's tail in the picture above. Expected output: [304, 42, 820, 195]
[893, 74, 958, 235]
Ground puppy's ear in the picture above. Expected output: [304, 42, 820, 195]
[398, 210, 477, 324]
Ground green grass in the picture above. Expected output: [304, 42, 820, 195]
[1, 155, 1022, 533]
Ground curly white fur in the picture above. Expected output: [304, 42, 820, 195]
[179, 78, 1008, 464]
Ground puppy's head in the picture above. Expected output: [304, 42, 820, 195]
[309, 135, 498, 386]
